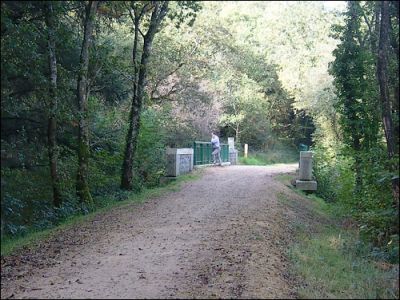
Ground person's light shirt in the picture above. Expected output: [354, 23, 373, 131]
[211, 135, 220, 148]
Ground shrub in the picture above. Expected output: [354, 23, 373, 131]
[239, 145, 298, 165]
[134, 108, 167, 189]
[313, 144, 397, 247]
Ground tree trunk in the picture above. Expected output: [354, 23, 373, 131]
[377, 0, 399, 205]
[121, 2, 168, 190]
[121, 9, 140, 190]
[76, 1, 98, 205]
[45, 2, 61, 207]
[235, 123, 240, 144]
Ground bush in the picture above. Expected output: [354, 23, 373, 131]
[134, 108, 168, 189]
[239, 145, 298, 165]
[313, 145, 354, 203]
[313, 144, 398, 247]
[90, 149, 122, 196]
[1, 193, 26, 236]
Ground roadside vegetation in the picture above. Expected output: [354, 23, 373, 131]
[238, 146, 298, 166]
[277, 175, 399, 299]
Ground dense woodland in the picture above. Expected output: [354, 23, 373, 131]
[1, 1, 399, 261]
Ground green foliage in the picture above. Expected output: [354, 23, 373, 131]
[313, 143, 397, 246]
[134, 108, 168, 190]
[89, 149, 122, 196]
[239, 146, 298, 166]
[167, 1, 202, 28]
[239, 156, 263, 166]
[0, 105, 170, 239]
[1, 193, 26, 236]
[290, 227, 399, 299]
[279, 190, 399, 299]
[0, 164, 82, 237]
[88, 96, 126, 196]
[320, 1, 399, 247]
[329, 2, 381, 154]
[313, 144, 355, 203]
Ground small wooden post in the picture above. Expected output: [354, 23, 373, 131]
[244, 143, 248, 158]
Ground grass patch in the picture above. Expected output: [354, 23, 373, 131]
[239, 156, 264, 165]
[284, 190, 399, 299]
[239, 148, 298, 165]
[276, 173, 349, 219]
[1, 169, 203, 257]
[290, 227, 399, 299]
[275, 173, 295, 183]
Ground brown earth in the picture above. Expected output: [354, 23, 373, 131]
[1, 164, 323, 299]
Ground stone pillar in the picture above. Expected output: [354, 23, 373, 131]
[229, 149, 238, 165]
[228, 137, 237, 165]
[296, 151, 317, 191]
[299, 151, 313, 180]
[166, 148, 194, 177]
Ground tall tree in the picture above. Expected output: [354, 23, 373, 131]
[76, 0, 99, 206]
[330, 1, 381, 192]
[121, 1, 168, 190]
[44, 2, 62, 207]
[377, 0, 399, 204]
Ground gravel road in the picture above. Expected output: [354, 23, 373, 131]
[1, 164, 303, 299]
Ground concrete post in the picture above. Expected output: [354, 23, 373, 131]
[229, 149, 238, 165]
[244, 144, 248, 158]
[296, 151, 317, 191]
[299, 151, 313, 180]
[166, 148, 193, 177]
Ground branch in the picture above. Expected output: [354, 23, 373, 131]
[158, 1, 169, 24]
[151, 83, 180, 103]
[151, 96, 176, 104]
[118, 71, 135, 82]
[138, 3, 151, 20]
[138, 27, 145, 38]
[361, 9, 373, 36]
[129, 2, 151, 38]
[128, 7, 135, 24]
[151, 62, 185, 99]
[89, 85, 106, 93]
[87, 64, 103, 93]
[188, 39, 200, 57]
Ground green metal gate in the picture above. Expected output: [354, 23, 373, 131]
[193, 141, 229, 165]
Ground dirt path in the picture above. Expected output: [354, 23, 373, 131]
[2, 164, 306, 299]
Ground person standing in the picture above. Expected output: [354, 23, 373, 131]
[211, 132, 222, 166]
